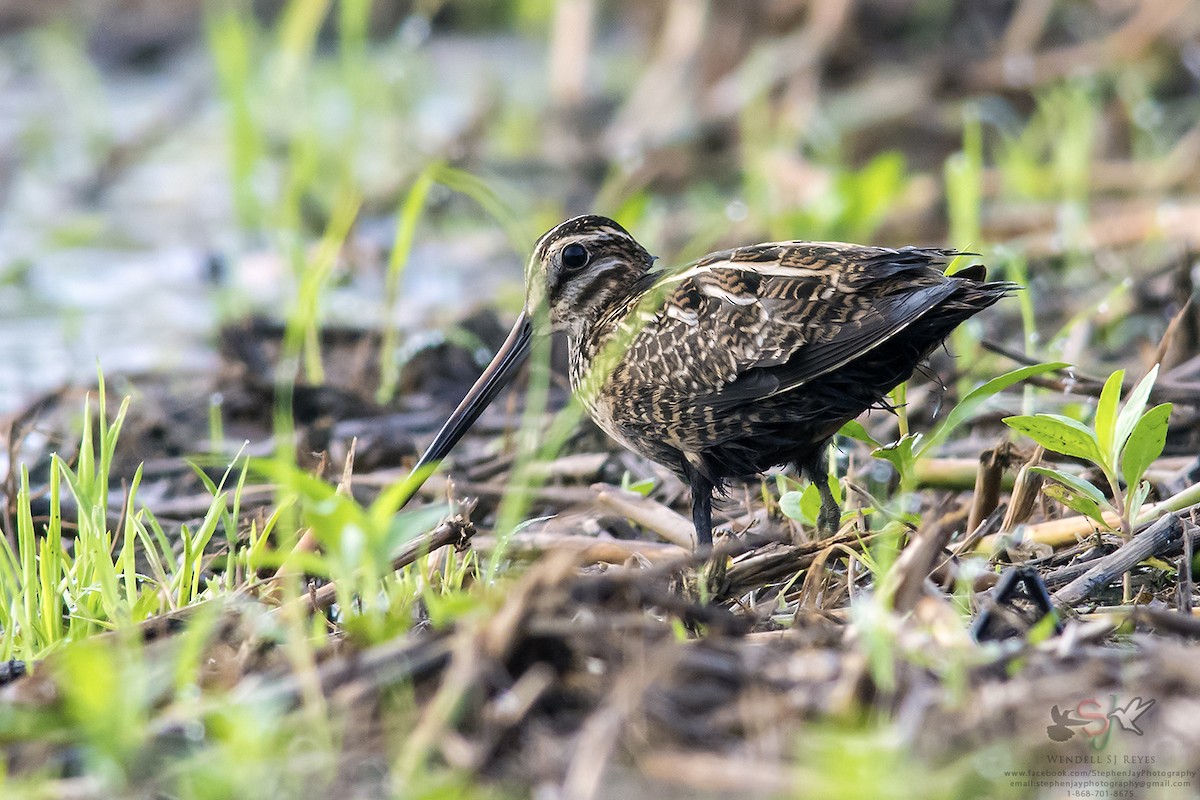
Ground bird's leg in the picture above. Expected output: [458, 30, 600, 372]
[803, 452, 841, 536]
[688, 478, 714, 554]
[680, 457, 715, 553]
[682, 461, 728, 596]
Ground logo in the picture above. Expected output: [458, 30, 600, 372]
[1046, 696, 1156, 749]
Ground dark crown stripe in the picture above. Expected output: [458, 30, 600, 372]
[534, 215, 632, 262]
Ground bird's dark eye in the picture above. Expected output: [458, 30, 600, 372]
[561, 243, 589, 270]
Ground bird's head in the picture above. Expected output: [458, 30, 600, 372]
[523, 215, 655, 337]
[411, 215, 651, 474]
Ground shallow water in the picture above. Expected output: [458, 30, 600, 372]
[0, 30, 541, 413]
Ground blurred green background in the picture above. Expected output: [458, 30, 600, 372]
[1, 0, 1196, 411]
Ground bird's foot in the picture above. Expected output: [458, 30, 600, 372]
[816, 499, 841, 537]
[702, 549, 730, 597]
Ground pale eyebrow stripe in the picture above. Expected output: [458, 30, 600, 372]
[662, 260, 826, 285]
[555, 257, 627, 301]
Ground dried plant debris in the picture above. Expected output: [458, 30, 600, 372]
[6, 538, 1200, 797]
[2, 299, 1198, 796]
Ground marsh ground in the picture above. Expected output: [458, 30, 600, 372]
[1, 2, 1199, 798]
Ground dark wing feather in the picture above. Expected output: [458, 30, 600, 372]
[710, 280, 960, 408]
[623, 242, 964, 411]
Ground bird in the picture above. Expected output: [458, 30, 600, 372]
[411, 215, 1013, 549]
[1046, 705, 1085, 742]
[1108, 696, 1155, 736]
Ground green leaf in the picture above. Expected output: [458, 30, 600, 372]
[1026, 609, 1061, 644]
[779, 478, 842, 527]
[1094, 369, 1124, 462]
[1028, 466, 1108, 505]
[1121, 402, 1172, 489]
[825, 472, 843, 505]
[918, 361, 1068, 457]
[872, 433, 920, 485]
[1040, 483, 1111, 528]
[839, 419, 881, 448]
[424, 588, 487, 629]
[624, 477, 657, 497]
[779, 488, 814, 526]
[370, 461, 438, 526]
[308, 494, 371, 550]
[1127, 479, 1152, 527]
[1114, 364, 1159, 457]
[802, 482, 826, 526]
[384, 507, 449, 557]
[1003, 414, 1104, 465]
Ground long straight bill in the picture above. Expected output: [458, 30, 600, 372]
[410, 312, 533, 480]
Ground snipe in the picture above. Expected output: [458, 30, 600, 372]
[413, 215, 1013, 548]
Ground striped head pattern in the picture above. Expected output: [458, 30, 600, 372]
[524, 215, 655, 338]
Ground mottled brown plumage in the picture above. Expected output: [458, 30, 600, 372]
[415, 215, 1014, 548]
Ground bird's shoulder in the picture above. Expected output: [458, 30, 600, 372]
[643, 239, 960, 333]
[685, 239, 960, 279]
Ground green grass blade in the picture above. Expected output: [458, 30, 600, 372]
[917, 362, 1067, 458]
[435, 166, 536, 256]
[376, 162, 441, 403]
[944, 105, 982, 256]
[130, 515, 175, 612]
[118, 464, 144, 616]
[17, 467, 38, 656]
[205, 3, 263, 225]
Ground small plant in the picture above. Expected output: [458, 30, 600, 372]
[774, 362, 1063, 539]
[619, 472, 657, 496]
[0, 377, 252, 660]
[1003, 364, 1172, 538]
[255, 458, 477, 643]
[860, 362, 1066, 495]
[778, 471, 845, 530]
